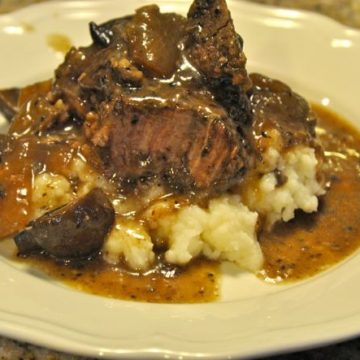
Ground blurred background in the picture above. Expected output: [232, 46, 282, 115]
[0, 0, 359, 28]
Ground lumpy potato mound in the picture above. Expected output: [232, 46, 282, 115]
[30, 144, 324, 273]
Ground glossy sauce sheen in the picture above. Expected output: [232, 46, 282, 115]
[4, 104, 360, 302]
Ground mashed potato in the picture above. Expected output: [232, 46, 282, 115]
[32, 156, 112, 218]
[155, 196, 263, 272]
[67, 157, 113, 197]
[103, 220, 155, 271]
[243, 146, 325, 228]
[32, 173, 74, 218]
[30, 146, 325, 274]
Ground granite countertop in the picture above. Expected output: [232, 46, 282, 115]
[0, 0, 359, 359]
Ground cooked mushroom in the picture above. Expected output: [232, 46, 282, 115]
[14, 188, 115, 258]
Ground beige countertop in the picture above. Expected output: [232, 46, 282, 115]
[0, 1, 359, 359]
[249, 0, 360, 28]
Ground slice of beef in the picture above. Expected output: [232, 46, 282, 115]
[24, 1, 252, 193]
[110, 106, 247, 191]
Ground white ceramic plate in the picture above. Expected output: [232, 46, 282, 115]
[0, 1, 360, 359]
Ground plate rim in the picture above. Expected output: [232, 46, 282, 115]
[0, 0, 360, 359]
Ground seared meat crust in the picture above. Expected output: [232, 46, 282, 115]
[186, 0, 252, 133]
[186, 0, 250, 88]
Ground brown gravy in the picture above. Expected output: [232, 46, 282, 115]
[5, 103, 360, 302]
[23, 256, 219, 303]
[260, 104, 360, 282]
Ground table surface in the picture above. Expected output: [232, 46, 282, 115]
[0, 0, 360, 359]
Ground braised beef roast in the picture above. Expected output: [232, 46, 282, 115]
[0, 0, 317, 194]
[48, 0, 252, 193]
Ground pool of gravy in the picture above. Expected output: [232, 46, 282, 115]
[23, 255, 219, 303]
[5, 103, 360, 302]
